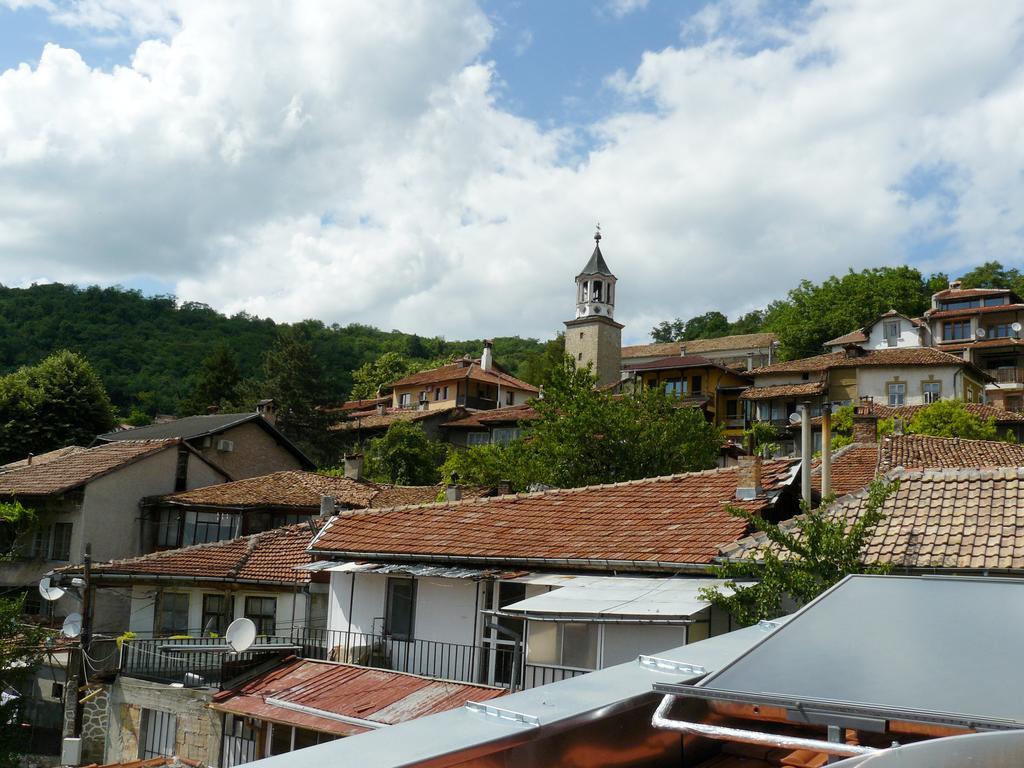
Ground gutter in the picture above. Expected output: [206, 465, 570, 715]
[79, 573, 304, 588]
[305, 549, 717, 574]
[262, 697, 386, 730]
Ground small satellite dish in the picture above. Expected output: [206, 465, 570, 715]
[61, 612, 82, 639]
[38, 576, 66, 602]
[788, 412, 802, 425]
[1013, 322, 1022, 333]
[976, 327, 987, 338]
[224, 618, 257, 653]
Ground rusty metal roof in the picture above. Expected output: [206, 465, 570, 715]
[211, 658, 505, 737]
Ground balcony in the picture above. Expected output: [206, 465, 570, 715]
[457, 395, 499, 410]
[986, 368, 1024, 385]
[119, 631, 588, 691]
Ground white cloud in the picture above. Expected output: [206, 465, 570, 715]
[1, 0, 1023, 345]
[605, 0, 650, 19]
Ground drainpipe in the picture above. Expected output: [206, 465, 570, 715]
[821, 404, 832, 500]
[801, 401, 812, 508]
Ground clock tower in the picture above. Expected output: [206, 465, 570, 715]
[564, 227, 623, 387]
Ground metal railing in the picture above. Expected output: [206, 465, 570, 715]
[986, 368, 1024, 384]
[119, 636, 297, 688]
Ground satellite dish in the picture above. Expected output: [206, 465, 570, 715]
[61, 612, 82, 639]
[1013, 322, 1022, 333]
[976, 327, 987, 338]
[38, 575, 65, 602]
[788, 412, 802, 425]
[224, 618, 257, 653]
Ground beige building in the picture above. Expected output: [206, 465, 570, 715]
[564, 229, 623, 387]
[622, 332, 780, 370]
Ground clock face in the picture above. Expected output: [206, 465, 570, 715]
[593, 306, 602, 314]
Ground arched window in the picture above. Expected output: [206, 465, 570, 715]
[593, 280, 603, 301]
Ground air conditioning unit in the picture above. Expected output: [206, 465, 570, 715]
[216, 439, 235, 452]
[61, 738, 82, 766]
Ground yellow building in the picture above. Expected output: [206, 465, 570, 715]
[623, 354, 753, 438]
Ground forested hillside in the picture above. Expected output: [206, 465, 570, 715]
[0, 283, 546, 415]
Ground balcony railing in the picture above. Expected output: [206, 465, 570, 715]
[986, 368, 1024, 384]
[457, 395, 499, 410]
[119, 631, 590, 691]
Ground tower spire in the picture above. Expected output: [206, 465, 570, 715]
[594, 223, 601, 243]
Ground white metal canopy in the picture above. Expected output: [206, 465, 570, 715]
[498, 576, 739, 622]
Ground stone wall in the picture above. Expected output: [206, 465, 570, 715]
[105, 678, 222, 767]
[564, 317, 623, 388]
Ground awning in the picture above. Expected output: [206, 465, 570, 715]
[325, 561, 517, 580]
[496, 576, 741, 624]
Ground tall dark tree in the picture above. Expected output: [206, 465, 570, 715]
[957, 261, 1024, 295]
[182, 343, 242, 415]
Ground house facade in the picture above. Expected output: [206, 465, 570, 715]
[825, 309, 931, 352]
[0, 439, 228, 629]
[306, 459, 802, 690]
[95, 409, 314, 480]
[621, 332, 780, 370]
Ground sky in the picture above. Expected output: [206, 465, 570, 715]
[0, 1, 1022, 345]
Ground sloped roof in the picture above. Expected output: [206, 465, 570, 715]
[95, 412, 315, 469]
[927, 303, 1024, 319]
[739, 381, 826, 400]
[211, 659, 504, 737]
[722, 468, 1024, 571]
[441, 404, 540, 429]
[812, 443, 880, 497]
[865, 402, 1024, 424]
[622, 333, 779, 360]
[388, 359, 539, 393]
[81, 522, 317, 584]
[576, 242, 614, 278]
[329, 405, 463, 432]
[621, 354, 752, 378]
[881, 433, 1024, 470]
[155, 471, 441, 510]
[750, 346, 983, 376]
[932, 287, 1013, 299]
[310, 461, 801, 570]
[1, 445, 87, 471]
[0, 440, 184, 496]
[823, 310, 925, 347]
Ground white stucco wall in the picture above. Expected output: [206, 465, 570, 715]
[863, 318, 922, 350]
[856, 366, 960, 405]
[125, 584, 303, 637]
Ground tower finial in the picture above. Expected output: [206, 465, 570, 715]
[594, 222, 601, 243]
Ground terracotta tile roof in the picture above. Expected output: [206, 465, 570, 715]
[739, 381, 826, 400]
[329, 405, 463, 432]
[880, 433, 1024, 470]
[211, 658, 504, 737]
[865, 402, 1024, 424]
[823, 311, 924, 348]
[83, 523, 317, 584]
[156, 471, 441, 510]
[621, 355, 754, 379]
[310, 461, 801, 570]
[750, 347, 977, 375]
[932, 287, 1013, 299]
[927, 303, 1024, 318]
[0, 440, 182, 496]
[442, 404, 540, 429]
[388, 358, 539, 393]
[721, 467, 1024, 571]
[1, 445, 87, 470]
[812, 443, 880, 496]
[621, 333, 778, 360]
[331, 396, 391, 413]
[936, 337, 1024, 352]
[824, 330, 868, 346]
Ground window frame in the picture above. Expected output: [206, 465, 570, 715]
[883, 320, 900, 346]
[201, 593, 233, 636]
[50, 522, 72, 561]
[887, 381, 907, 407]
[157, 592, 190, 636]
[922, 380, 942, 404]
[244, 595, 277, 636]
[384, 578, 416, 641]
[943, 320, 972, 341]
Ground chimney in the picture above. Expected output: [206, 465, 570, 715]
[445, 484, 462, 502]
[679, 343, 687, 357]
[735, 455, 764, 500]
[949, 279, 963, 290]
[207, 405, 220, 414]
[481, 340, 494, 372]
[746, 351, 754, 372]
[843, 343, 865, 359]
[343, 454, 364, 481]
[26, 453, 33, 466]
[256, 398, 277, 426]
[376, 403, 386, 415]
[319, 495, 335, 517]
[852, 402, 879, 443]
[497, 479, 512, 496]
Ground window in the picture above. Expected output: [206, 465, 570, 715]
[592, 280, 602, 301]
[492, 427, 520, 445]
[922, 381, 941, 404]
[577, 352, 582, 361]
[50, 682, 64, 700]
[155, 509, 181, 548]
[943, 320, 971, 341]
[434, 387, 441, 401]
[174, 447, 189, 492]
[244, 596, 277, 636]
[526, 622, 598, 670]
[884, 321, 900, 347]
[467, 432, 490, 446]
[725, 398, 739, 418]
[887, 382, 906, 407]
[505, 390, 514, 405]
[398, 393, 412, 407]
[691, 375, 702, 395]
[157, 593, 190, 636]
[201, 594, 232, 636]
[384, 578, 416, 640]
[31, 525, 50, 559]
[184, 511, 236, 546]
[267, 724, 337, 757]
[50, 523, 72, 561]
[988, 324, 1011, 339]
[984, 296, 1008, 307]
[139, 709, 177, 759]
[663, 378, 684, 396]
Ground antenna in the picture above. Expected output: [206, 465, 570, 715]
[1013, 322, 1022, 334]
[61, 612, 83, 639]
[38, 575, 66, 602]
[976, 327, 987, 338]
[224, 617, 257, 653]
[788, 412, 802, 426]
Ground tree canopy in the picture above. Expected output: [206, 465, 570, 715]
[906, 399, 1000, 440]
[700, 479, 897, 625]
[364, 421, 447, 485]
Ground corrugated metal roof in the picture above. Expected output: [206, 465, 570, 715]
[498, 576, 740, 621]
[325, 561, 511, 579]
[212, 659, 505, 737]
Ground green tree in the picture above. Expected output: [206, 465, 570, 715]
[651, 318, 687, 343]
[744, 421, 782, 457]
[365, 421, 445, 485]
[729, 310, 767, 335]
[764, 267, 935, 359]
[682, 311, 730, 340]
[0, 499, 37, 558]
[699, 479, 897, 625]
[181, 343, 242, 415]
[907, 399, 999, 440]
[957, 261, 1022, 293]
[521, 334, 567, 387]
[349, 352, 416, 401]
[0, 351, 116, 464]
[0, 594, 45, 768]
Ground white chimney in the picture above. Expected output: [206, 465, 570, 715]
[343, 454, 364, 481]
[481, 340, 494, 371]
[319, 496, 335, 516]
